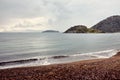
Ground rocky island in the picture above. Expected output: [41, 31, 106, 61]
[92, 15, 120, 33]
[64, 25, 102, 33]
[42, 30, 59, 33]
[64, 25, 88, 33]
[65, 15, 120, 33]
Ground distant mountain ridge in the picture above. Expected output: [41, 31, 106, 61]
[42, 30, 59, 33]
[92, 15, 120, 33]
[42, 15, 120, 33]
[65, 15, 120, 33]
[64, 25, 102, 33]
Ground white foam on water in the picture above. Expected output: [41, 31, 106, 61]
[0, 49, 118, 70]
[71, 49, 117, 58]
[39, 58, 51, 65]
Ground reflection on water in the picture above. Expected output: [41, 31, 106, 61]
[0, 33, 120, 62]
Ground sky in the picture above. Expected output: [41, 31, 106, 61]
[0, 0, 120, 32]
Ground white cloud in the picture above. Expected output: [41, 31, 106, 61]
[1, 17, 51, 32]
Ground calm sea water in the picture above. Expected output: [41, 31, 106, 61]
[0, 32, 120, 69]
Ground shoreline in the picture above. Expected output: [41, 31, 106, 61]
[0, 49, 117, 70]
[0, 52, 120, 80]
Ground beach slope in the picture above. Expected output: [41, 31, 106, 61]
[0, 52, 120, 80]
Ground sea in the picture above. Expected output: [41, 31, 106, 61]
[0, 32, 120, 69]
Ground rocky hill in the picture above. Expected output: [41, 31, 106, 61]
[64, 25, 88, 33]
[42, 30, 59, 33]
[92, 15, 120, 33]
[64, 25, 101, 33]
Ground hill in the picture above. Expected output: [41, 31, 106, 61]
[64, 25, 101, 33]
[42, 30, 59, 33]
[64, 25, 88, 33]
[92, 15, 120, 33]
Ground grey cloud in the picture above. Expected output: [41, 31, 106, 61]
[14, 21, 42, 28]
[0, 0, 120, 31]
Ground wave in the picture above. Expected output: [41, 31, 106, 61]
[0, 49, 118, 69]
[71, 49, 118, 58]
[0, 58, 38, 66]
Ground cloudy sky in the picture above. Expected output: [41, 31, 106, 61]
[0, 0, 120, 32]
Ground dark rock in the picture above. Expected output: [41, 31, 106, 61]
[0, 59, 38, 66]
[51, 55, 68, 59]
[113, 52, 120, 57]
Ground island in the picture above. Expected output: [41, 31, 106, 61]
[92, 15, 120, 33]
[65, 15, 120, 33]
[64, 25, 102, 33]
[42, 30, 59, 33]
